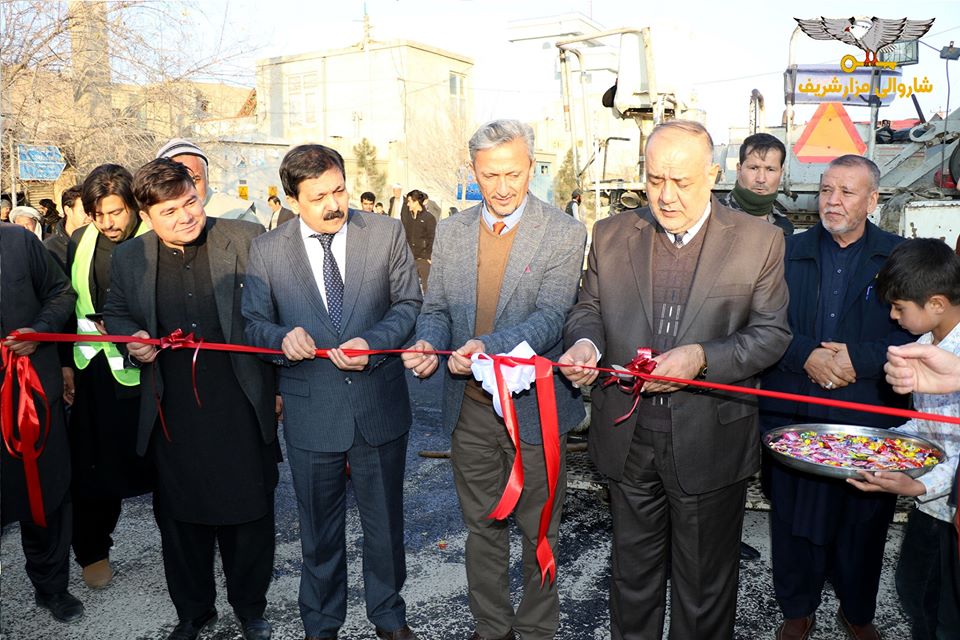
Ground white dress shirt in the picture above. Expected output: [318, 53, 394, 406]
[299, 216, 347, 309]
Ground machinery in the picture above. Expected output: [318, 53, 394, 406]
[556, 23, 960, 241]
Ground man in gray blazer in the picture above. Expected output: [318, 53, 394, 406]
[242, 145, 422, 640]
[402, 120, 586, 640]
[104, 159, 278, 640]
[560, 120, 791, 639]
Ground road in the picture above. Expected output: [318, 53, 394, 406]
[1, 370, 910, 639]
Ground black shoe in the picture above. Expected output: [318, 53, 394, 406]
[740, 541, 761, 560]
[167, 609, 218, 640]
[34, 590, 84, 623]
[240, 616, 273, 640]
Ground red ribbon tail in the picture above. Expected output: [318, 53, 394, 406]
[488, 359, 524, 520]
[1, 348, 50, 526]
[151, 361, 172, 443]
[533, 356, 559, 586]
[192, 340, 203, 408]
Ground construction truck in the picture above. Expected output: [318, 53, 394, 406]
[555, 25, 960, 243]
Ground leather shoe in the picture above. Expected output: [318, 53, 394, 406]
[82, 558, 113, 589]
[167, 609, 218, 640]
[376, 624, 418, 639]
[467, 631, 516, 640]
[837, 608, 881, 640]
[740, 541, 761, 560]
[35, 590, 84, 623]
[240, 616, 273, 640]
[775, 614, 815, 640]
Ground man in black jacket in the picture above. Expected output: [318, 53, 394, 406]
[1, 223, 82, 624]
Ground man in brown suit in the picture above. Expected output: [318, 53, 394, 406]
[559, 120, 792, 639]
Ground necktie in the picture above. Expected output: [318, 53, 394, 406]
[493, 221, 506, 235]
[674, 232, 686, 248]
[312, 233, 344, 331]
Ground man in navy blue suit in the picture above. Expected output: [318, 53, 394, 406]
[242, 145, 422, 640]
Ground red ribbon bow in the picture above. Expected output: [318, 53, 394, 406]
[154, 329, 205, 441]
[600, 347, 657, 425]
[0, 344, 51, 527]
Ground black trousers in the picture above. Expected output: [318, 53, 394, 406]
[770, 494, 893, 624]
[608, 427, 746, 640]
[19, 499, 72, 595]
[153, 498, 275, 622]
[896, 509, 960, 640]
[71, 494, 122, 567]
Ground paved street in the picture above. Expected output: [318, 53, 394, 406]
[1, 370, 910, 639]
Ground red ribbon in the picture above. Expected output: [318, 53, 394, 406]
[11, 330, 960, 566]
[600, 348, 658, 424]
[472, 353, 562, 586]
[0, 345, 51, 527]
[485, 355, 524, 521]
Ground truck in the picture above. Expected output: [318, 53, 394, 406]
[555, 25, 960, 242]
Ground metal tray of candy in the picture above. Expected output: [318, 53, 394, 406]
[762, 423, 946, 480]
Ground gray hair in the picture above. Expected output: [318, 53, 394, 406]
[647, 120, 715, 166]
[828, 154, 880, 191]
[468, 119, 535, 163]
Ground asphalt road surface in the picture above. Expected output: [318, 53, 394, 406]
[1, 370, 910, 639]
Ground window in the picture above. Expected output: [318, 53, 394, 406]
[449, 72, 466, 122]
[287, 72, 319, 127]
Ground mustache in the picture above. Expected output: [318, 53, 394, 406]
[323, 209, 346, 221]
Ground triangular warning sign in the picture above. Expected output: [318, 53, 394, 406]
[793, 102, 866, 163]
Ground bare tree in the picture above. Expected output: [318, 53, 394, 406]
[404, 90, 474, 207]
[1, 0, 253, 180]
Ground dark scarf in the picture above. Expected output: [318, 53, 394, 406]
[731, 183, 778, 216]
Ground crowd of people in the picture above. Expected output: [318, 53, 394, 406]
[1, 119, 958, 640]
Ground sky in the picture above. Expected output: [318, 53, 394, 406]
[190, 0, 960, 143]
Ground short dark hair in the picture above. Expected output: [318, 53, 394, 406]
[360, 191, 376, 203]
[876, 238, 960, 306]
[268, 195, 282, 206]
[82, 164, 137, 215]
[280, 145, 345, 199]
[375, 201, 383, 207]
[405, 189, 426, 205]
[133, 158, 195, 210]
[61, 185, 82, 211]
[740, 133, 786, 167]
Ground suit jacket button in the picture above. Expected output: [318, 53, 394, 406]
[344, 376, 352, 384]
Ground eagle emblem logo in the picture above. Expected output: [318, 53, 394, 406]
[795, 17, 934, 66]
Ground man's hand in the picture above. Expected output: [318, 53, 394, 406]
[448, 339, 484, 376]
[558, 341, 599, 388]
[821, 341, 857, 384]
[402, 340, 439, 379]
[62, 367, 76, 406]
[641, 344, 705, 394]
[3, 327, 39, 356]
[885, 343, 960, 395]
[275, 394, 283, 422]
[329, 337, 369, 371]
[282, 327, 317, 361]
[847, 470, 926, 497]
[804, 346, 854, 390]
[127, 330, 158, 364]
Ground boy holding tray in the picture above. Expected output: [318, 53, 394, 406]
[849, 238, 960, 639]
